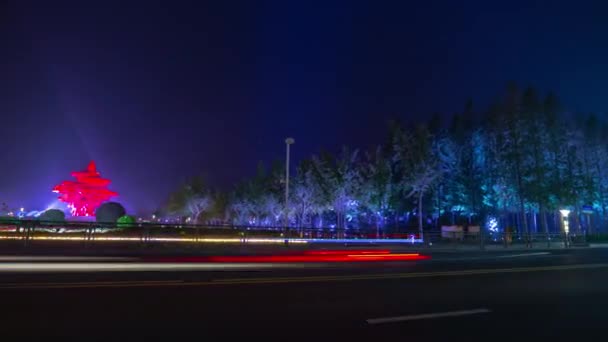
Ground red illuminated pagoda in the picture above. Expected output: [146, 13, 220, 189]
[53, 161, 118, 217]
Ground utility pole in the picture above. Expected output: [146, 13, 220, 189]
[284, 137, 295, 244]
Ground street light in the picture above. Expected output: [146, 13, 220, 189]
[559, 209, 570, 233]
[560, 209, 571, 248]
[284, 137, 295, 243]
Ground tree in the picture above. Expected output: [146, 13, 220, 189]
[361, 146, 395, 236]
[393, 124, 441, 239]
[117, 215, 136, 228]
[0, 203, 9, 216]
[311, 147, 362, 231]
[207, 191, 229, 224]
[508, 85, 528, 236]
[260, 194, 282, 226]
[584, 114, 608, 231]
[521, 86, 550, 237]
[291, 160, 322, 229]
[96, 202, 126, 223]
[211, 84, 606, 238]
[228, 197, 253, 226]
[39, 209, 66, 223]
[168, 176, 214, 224]
[226, 160, 285, 226]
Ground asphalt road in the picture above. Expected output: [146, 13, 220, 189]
[2, 248, 608, 340]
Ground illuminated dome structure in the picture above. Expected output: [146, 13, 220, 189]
[52, 161, 118, 217]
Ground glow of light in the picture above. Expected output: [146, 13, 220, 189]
[486, 216, 499, 232]
[560, 209, 570, 234]
[306, 238, 423, 244]
[27, 211, 42, 217]
[304, 249, 391, 255]
[559, 209, 571, 234]
[344, 253, 427, 261]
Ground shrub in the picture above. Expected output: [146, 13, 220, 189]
[96, 202, 126, 224]
[117, 215, 136, 228]
[38, 209, 66, 223]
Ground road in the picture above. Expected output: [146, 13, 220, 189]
[2, 248, 608, 340]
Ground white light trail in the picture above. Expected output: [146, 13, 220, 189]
[0, 262, 311, 273]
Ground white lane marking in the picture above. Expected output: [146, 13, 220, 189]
[366, 308, 491, 325]
[495, 252, 550, 258]
[590, 244, 608, 248]
[444, 252, 551, 261]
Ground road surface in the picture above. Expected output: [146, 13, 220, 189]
[2, 248, 608, 340]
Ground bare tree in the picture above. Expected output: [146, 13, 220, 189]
[292, 162, 321, 230]
[167, 176, 214, 224]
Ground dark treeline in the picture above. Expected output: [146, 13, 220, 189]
[166, 83, 608, 236]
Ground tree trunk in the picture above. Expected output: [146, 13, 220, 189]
[540, 205, 549, 247]
[418, 191, 424, 241]
[337, 211, 344, 238]
[518, 196, 529, 247]
[395, 213, 399, 233]
[574, 205, 582, 234]
[193, 210, 203, 225]
[436, 187, 441, 230]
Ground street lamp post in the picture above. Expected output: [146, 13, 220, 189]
[284, 137, 295, 244]
[560, 209, 571, 248]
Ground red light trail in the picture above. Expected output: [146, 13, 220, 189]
[152, 251, 430, 263]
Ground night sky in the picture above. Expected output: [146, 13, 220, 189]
[1, 1, 607, 214]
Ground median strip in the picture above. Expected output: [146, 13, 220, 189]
[495, 252, 550, 258]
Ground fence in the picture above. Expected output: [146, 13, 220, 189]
[0, 219, 587, 249]
[423, 230, 584, 249]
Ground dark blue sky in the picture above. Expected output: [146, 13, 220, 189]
[1, 1, 607, 214]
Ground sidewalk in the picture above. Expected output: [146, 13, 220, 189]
[388, 241, 589, 253]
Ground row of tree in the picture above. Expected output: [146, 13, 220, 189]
[166, 84, 608, 236]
